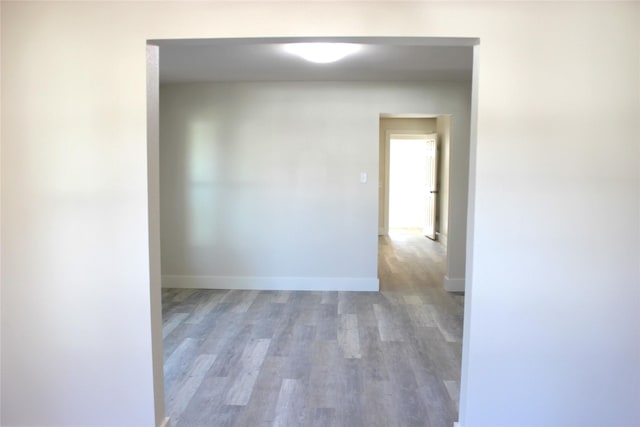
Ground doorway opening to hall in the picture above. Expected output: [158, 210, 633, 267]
[378, 115, 452, 292]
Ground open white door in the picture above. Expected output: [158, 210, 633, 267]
[387, 132, 438, 237]
[423, 136, 438, 239]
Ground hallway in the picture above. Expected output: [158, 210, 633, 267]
[378, 229, 448, 292]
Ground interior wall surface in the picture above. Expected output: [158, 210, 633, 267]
[160, 82, 469, 291]
[1, 2, 638, 427]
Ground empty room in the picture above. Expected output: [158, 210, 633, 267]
[155, 38, 472, 426]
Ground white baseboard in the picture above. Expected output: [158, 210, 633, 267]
[159, 417, 170, 427]
[162, 275, 380, 292]
[444, 276, 465, 292]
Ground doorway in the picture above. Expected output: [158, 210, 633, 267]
[388, 133, 438, 239]
[377, 116, 452, 292]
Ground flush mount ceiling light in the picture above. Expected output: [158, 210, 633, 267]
[284, 43, 361, 64]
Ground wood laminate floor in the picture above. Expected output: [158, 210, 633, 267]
[163, 233, 463, 427]
[378, 229, 447, 292]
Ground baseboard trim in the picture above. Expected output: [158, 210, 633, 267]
[162, 275, 380, 292]
[444, 276, 465, 292]
[159, 417, 170, 427]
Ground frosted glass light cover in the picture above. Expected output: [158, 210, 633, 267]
[284, 43, 361, 64]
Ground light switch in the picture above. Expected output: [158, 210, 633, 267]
[360, 172, 367, 183]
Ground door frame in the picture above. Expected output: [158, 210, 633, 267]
[148, 38, 480, 426]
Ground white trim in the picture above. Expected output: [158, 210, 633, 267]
[159, 417, 171, 427]
[162, 275, 380, 292]
[453, 422, 460, 427]
[378, 227, 386, 235]
[444, 276, 465, 292]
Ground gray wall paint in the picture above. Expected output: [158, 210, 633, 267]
[159, 81, 470, 287]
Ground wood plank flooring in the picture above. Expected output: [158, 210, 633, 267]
[163, 232, 463, 427]
[378, 229, 447, 292]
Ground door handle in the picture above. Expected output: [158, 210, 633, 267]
[430, 190, 439, 194]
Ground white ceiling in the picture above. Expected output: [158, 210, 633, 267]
[155, 37, 475, 83]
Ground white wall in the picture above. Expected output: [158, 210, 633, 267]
[0, 2, 3, 421]
[1, 3, 159, 426]
[160, 82, 469, 291]
[459, 4, 640, 425]
[1, 2, 638, 427]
